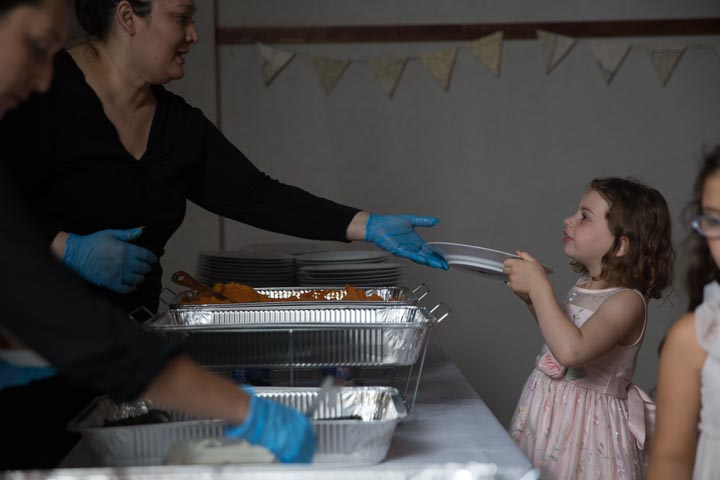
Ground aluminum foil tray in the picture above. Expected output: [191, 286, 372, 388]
[67, 398, 223, 467]
[68, 386, 407, 467]
[146, 302, 449, 367]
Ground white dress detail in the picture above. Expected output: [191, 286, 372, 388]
[692, 281, 720, 480]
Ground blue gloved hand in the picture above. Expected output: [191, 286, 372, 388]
[62, 227, 158, 294]
[0, 359, 57, 390]
[364, 214, 448, 269]
[225, 391, 316, 463]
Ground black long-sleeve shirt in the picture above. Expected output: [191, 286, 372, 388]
[0, 163, 179, 402]
[1, 51, 360, 313]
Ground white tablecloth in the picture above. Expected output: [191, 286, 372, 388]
[54, 340, 533, 479]
[378, 341, 533, 479]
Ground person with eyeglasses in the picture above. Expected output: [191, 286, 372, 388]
[0, 0, 314, 469]
[648, 146, 720, 480]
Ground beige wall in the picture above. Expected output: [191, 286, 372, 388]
[164, 1, 720, 425]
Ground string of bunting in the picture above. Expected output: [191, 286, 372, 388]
[258, 31, 720, 96]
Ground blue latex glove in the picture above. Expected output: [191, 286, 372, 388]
[62, 227, 158, 294]
[0, 359, 56, 390]
[225, 392, 316, 463]
[364, 214, 448, 269]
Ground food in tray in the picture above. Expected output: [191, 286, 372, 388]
[165, 438, 276, 465]
[180, 283, 383, 305]
[103, 409, 171, 427]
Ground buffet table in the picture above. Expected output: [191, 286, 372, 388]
[379, 341, 534, 479]
[40, 340, 534, 480]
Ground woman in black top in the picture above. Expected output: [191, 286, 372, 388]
[2, 0, 447, 315]
[0, 0, 314, 468]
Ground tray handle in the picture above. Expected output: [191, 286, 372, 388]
[159, 287, 178, 307]
[410, 283, 430, 302]
[391, 392, 409, 419]
[128, 305, 154, 325]
[429, 302, 451, 324]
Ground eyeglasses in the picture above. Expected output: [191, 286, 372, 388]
[692, 214, 720, 239]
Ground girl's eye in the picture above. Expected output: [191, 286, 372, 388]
[580, 213, 588, 221]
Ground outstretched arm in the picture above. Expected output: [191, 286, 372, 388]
[192, 119, 447, 269]
[647, 313, 704, 480]
[505, 251, 644, 367]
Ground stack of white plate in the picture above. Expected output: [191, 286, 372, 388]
[195, 251, 295, 287]
[295, 250, 402, 287]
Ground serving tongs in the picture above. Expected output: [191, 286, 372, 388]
[171, 271, 235, 302]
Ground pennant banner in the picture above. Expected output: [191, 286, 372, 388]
[369, 57, 408, 98]
[466, 31, 503, 76]
[259, 44, 295, 85]
[420, 48, 458, 90]
[651, 47, 685, 86]
[590, 41, 630, 85]
[537, 30, 577, 74]
[312, 56, 351, 94]
[253, 36, 712, 96]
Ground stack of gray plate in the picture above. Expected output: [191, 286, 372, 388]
[295, 250, 402, 287]
[196, 251, 295, 287]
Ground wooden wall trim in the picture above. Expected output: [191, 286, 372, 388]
[216, 18, 720, 45]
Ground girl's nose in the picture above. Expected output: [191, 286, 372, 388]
[563, 215, 574, 228]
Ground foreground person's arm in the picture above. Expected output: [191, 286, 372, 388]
[142, 356, 316, 463]
[0, 168, 315, 462]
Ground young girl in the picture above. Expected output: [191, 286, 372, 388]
[647, 147, 720, 480]
[504, 177, 674, 479]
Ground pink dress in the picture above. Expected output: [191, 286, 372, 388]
[509, 279, 656, 479]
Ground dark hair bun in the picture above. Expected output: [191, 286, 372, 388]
[75, 0, 114, 37]
[74, 0, 152, 38]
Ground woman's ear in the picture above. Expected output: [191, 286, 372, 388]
[615, 236, 630, 257]
[116, 1, 137, 35]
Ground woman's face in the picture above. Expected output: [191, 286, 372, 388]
[129, 0, 198, 84]
[0, 0, 67, 119]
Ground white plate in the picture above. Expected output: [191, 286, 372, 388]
[295, 250, 390, 265]
[425, 242, 552, 280]
[297, 263, 402, 273]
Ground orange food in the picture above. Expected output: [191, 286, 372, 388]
[180, 283, 383, 305]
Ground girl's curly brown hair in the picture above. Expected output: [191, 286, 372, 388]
[684, 146, 720, 311]
[571, 177, 674, 299]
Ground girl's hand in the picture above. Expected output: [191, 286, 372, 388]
[503, 250, 549, 299]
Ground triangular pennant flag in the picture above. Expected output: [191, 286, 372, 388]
[420, 48, 458, 90]
[589, 41, 630, 85]
[258, 44, 295, 85]
[369, 57, 408, 98]
[651, 47, 685, 87]
[466, 31, 503, 76]
[311, 56, 351, 94]
[537, 30, 577, 74]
